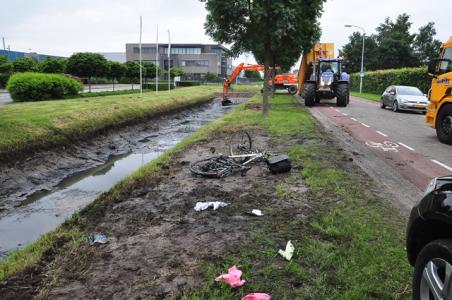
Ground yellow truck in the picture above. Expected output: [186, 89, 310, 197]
[426, 37, 452, 144]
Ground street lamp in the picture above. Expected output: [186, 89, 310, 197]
[345, 24, 365, 94]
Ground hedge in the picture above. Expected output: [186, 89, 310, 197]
[7, 72, 83, 102]
[142, 83, 175, 91]
[176, 81, 201, 87]
[349, 67, 432, 95]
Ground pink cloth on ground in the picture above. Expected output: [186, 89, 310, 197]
[214, 265, 246, 288]
[242, 293, 271, 300]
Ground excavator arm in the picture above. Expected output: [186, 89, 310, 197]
[223, 63, 264, 105]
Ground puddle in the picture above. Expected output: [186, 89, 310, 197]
[0, 100, 235, 258]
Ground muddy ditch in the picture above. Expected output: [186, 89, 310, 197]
[0, 128, 311, 299]
[0, 96, 254, 258]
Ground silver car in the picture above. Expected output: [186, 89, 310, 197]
[380, 85, 428, 113]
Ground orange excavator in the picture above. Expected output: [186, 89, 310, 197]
[222, 63, 298, 105]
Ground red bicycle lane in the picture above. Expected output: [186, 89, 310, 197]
[314, 105, 451, 190]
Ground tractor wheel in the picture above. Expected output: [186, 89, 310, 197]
[436, 104, 452, 145]
[287, 85, 297, 95]
[302, 83, 316, 107]
[336, 83, 349, 107]
[315, 95, 321, 103]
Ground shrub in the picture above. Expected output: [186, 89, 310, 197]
[349, 67, 432, 94]
[176, 81, 201, 87]
[7, 72, 83, 102]
[142, 83, 175, 91]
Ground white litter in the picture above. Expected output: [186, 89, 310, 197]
[194, 201, 228, 211]
[278, 240, 295, 261]
[251, 209, 263, 216]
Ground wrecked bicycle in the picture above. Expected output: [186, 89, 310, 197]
[189, 131, 291, 178]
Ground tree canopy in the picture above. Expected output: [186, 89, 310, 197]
[39, 57, 66, 74]
[12, 57, 39, 73]
[66, 53, 108, 80]
[340, 14, 442, 72]
[202, 0, 325, 114]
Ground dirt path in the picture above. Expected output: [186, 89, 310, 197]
[1, 130, 307, 299]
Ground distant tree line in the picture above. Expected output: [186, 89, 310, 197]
[0, 52, 186, 89]
[340, 14, 442, 73]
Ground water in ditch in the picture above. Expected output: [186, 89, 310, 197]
[0, 100, 234, 258]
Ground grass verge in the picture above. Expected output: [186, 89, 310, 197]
[0, 85, 256, 160]
[351, 90, 381, 102]
[181, 95, 411, 299]
[0, 94, 411, 299]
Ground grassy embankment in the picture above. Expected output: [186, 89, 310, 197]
[0, 94, 411, 299]
[0, 85, 258, 160]
[351, 90, 381, 102]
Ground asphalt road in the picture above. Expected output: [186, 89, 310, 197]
[343, 96, 452, 170]
[304, 95, 452, 211]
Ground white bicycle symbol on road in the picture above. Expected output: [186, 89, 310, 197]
[365, 141, 399, 152]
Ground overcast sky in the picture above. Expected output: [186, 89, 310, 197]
[1, 0, 451, 66]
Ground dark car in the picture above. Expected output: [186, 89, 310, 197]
[381, 85, 428, 113]
[406, 176, 452, 300]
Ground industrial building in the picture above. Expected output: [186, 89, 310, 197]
[125, 43, 233, 79]
[0, 49, 65, 62]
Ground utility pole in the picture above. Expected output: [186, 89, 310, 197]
[345, 24, 366, 94]
[168, 29, 171, 94]
[155, 24, 159, 95]
[139, 16, 143, 97]
[2, 37, 5, 50]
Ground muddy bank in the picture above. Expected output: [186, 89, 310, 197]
[0, 97, 261, 258]
[0, 129, 309, 299]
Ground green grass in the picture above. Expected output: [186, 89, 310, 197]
[351, 91, 382, 102]
[0, 85, 250, 159]
[182, 95, 411, 299]
[0, 93, 411, 298]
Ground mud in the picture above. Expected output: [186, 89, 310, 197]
[0, 129, 309, 299]
[0, 98, 259, 257]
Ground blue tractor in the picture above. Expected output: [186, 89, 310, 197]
[301, 58, 350, 107]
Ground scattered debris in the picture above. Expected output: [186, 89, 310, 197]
[247, 209, 263, 216]
[266, 154, 292, 174]
[215, 265, 246, 288]
[278, 240, 295, 261]
[194, 201, 228, 211]
[242, 293, 271, 300]
[87, 234, 108, 245]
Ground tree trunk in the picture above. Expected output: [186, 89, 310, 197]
[88, 77, 91, 93]
[112, 80, 115, 91]
[263, 56, 271, 117]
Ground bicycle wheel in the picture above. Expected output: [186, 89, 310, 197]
[229, 130, 253, 156]
[189, 156, 232, 178]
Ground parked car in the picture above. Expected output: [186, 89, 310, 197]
[406, 176, 452, 300]
[381, 85, 428, 113]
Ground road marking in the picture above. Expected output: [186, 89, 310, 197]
[361, 122, 370, 128]
[376, 131, 388, 137]
[350, 117, 357, 121]
[431, 160, 452, 172]
[333, 108, 340, 112]
[398, 142, 415, 151]
[342, 112, 348, 116]
[366, 140, 399, 152]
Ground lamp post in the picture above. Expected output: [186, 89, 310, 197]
[345, 24, 365, 94]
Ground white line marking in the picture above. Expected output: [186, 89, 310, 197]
[398, 142, 415, 151]
[351, 117, 357, 121]
[361, 122, 370, 128]
[431, 160, 452, 172]
[333, 108, 340, 112]
[376, 131, 388, 137]
[342, 113, 348, 116]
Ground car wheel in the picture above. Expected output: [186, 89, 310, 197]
[380, 98, 386, 109]
[393, 100, 399, 112]
[413, 239, 452, 300]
